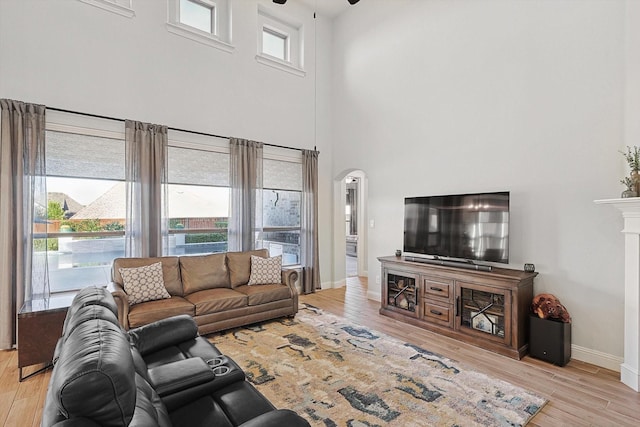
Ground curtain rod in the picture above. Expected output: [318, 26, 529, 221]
[46, 106, 316, 153]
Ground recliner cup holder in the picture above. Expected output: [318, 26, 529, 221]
[206, 356, 230, 376]
[206, 356, 227, 368]
[212, 365, 230, 376]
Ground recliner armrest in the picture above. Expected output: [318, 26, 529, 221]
[128, 315, 199, 356]
[147, 358, 214, 397]
[147, 357, 233, 412]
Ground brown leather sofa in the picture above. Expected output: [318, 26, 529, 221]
[110, 249, 299, 335]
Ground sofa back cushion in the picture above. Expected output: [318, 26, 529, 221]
[227, 249, 269, 288]
[62, 286, 119, 338]
[48, 319, 137, 427]
[179, 253, 229, 294]
[112, 257, 183, 297]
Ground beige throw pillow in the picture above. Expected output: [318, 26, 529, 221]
[247, 255, 282, 286]
[119, 262, 171, 305]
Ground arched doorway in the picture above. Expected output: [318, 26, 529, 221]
[333, 169, 367, 286]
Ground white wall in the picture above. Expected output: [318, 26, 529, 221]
[331, 0, 630, 367]
[0, 0, 335, 287]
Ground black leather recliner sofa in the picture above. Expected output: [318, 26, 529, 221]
[41, 286, 310, 427]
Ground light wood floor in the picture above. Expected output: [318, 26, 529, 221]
[2, 277, 639, 426]
[300, 277, 640, 426]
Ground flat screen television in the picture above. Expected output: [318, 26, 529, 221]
[403, 191, 509, 264]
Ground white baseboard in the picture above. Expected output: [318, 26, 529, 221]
[320, 280, 345, 289]
[313, 282, 623, 373]
[620, 363, 640, 391]
[367, 290, 381, 302]
[571, 344, 623, 372]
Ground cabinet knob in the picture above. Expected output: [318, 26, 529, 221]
[430, 309, 443, 316]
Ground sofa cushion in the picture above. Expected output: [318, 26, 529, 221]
[227, 249, 269, 288]
[180, 253, 229, 294]
[119, 262, 171, 305]
[63, 286, 119, 338]
[113, 257, 183, 297]
[212, 381, 276, 426]
[247, 255, 282, 286]
[169, 397, 235, 427]
[51, 319, 136, 427]
[63, 304, 121, 341]
[185, 288, 248, 316]
[128, 296, 195, 329]
[235, 284, 292, 306]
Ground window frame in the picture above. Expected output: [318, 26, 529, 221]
[256, 6, 305, 77]
[78, 0, 135, 18]
[166, 0, 234, 53]
[262, 25, 290, 62]
[179, 0, 217, 36]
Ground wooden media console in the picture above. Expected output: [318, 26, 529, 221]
[379, 256, 537, 359]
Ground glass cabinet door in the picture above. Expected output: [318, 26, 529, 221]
[456, 281, 511, 345]
[384, 269, 418, 317]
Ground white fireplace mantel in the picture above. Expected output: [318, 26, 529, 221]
[595, 197, 640, 391]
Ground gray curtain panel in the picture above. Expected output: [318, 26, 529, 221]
[301, 149, 320, 294]
[228, 138, 263, 252]
[0, 99, 48, 349]
[124, 120, 168, 258]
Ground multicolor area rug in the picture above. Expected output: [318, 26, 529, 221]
[209, 304, 546, 426]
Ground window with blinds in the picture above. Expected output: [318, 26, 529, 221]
[44, 129, 126, 294]
[39, 118, 306, 294]
[166, 143, 230, 256]
[263, 157, 302, 265]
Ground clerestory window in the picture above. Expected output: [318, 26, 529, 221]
[256, 6, 305, 76]
[262, 27, 289, 62]
[179, 0, 215, 35]
[166, 0, 233, 53]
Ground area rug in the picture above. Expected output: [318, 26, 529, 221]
[208, 304, 547, 426]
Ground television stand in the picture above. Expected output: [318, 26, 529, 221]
[404, 256, 492, 272]
[379, 256, 537, 359]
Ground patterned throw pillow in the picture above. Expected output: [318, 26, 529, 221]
[247, 255, 282, 286]
[119, 262, 171, 305]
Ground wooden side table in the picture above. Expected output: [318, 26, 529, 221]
[18, 294, 74, 381]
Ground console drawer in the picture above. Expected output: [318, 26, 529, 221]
[423, 301, 452, 327]
[423, 277, 452, 301]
